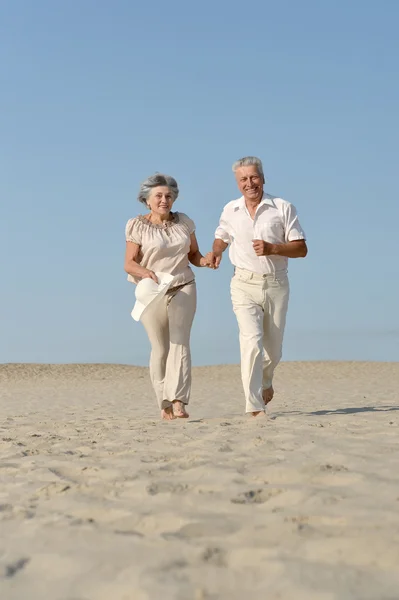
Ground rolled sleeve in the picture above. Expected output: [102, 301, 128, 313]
[283, 203, 306, 242]
[125, 218, 141, 245]
[215, 209, 232, 244]
[179, 212, 196, 234]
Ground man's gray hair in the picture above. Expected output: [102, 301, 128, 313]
[232, 156, 265, 183]
[137, 173, 179, 205]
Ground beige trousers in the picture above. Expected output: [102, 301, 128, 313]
[141, 282, 197, 409]
[230, 268, 290, 413]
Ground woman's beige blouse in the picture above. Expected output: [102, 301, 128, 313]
[125, 212, 196, 286]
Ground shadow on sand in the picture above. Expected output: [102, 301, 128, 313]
[281, 405, 399, 417]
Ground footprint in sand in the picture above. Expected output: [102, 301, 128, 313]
[31, 481, 73, 499]
[231, 488, 283, 504]
[166, 519, 239, 540]
[218, 443, 233, 452]
[320, 464, 348, 472]
[295, 522, 329, 538]
[20, 449, 40, 456]
[113, 529, 143, 537]
[285, 515, 310, 524]
[0, 463, 19, 470]
[140, 455, 170, 464]
[146, 481, 189, 495]
[1, 557, 30, 578]
[0, 504, 35, 520]
[201, 546, 227, 567]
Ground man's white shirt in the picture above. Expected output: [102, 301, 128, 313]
[215, 193, 306, 275]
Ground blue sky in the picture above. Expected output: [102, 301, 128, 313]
[1, 0, 398, 365]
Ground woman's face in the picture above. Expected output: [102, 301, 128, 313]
[147, 186, 174, 216]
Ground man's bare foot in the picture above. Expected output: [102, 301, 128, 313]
[263, 386, 274, 405]
[172, 400, 189, 418]
[161, 406, 176, 420]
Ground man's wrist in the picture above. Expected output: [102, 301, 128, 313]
[267, 244, 279, 256]
[213, 239, 227, 254]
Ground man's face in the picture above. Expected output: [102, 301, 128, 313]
[234, 165, 263, 201]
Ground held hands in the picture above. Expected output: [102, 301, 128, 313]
[252, 239, 276, 256]
[201, 252, 222, 269]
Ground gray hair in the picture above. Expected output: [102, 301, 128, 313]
[232, 156, 265, 183]
[137, 173, 179, 205]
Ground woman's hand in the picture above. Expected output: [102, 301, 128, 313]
[124, 241, 159, 282]
[201, 252, 220, 269]
[188, 233, 215, 269]
[200, 255, 214, 268]
[141, 269, 158, 283]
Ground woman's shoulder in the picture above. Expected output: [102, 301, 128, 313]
[176, 212, 195, 233]
[126, 214, 148, 224]
[125, 215, 148, 243]
[126, 214, 152, 230]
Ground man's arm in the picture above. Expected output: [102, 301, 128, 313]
[211, 239, 228, 267]
[203, 205, 231, 268]
[203, 239, 228, 268]
[252, 239, 307, 258]
[213, 239, 229, 254]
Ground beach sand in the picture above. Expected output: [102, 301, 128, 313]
[1, 362, 399, 600]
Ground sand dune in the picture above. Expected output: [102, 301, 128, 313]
[1, 362, 399, 599]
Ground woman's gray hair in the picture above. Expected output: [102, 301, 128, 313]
[232, 156, 265, 183]
[137, 173, 179, 205]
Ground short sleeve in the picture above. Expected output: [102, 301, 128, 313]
[283, 203, 306, 242]
[215, 206, 232, 245]
[125, 218, 142, 244]
[178, 212, 196, 234]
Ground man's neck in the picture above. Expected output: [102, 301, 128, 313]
[244, 192, 264, 215]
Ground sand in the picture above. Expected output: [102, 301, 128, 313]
[1, 362, 399, 600]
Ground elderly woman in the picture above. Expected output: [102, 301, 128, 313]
[124, 173, 210, 421]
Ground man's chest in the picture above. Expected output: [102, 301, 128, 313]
[229, 208, 285, 244]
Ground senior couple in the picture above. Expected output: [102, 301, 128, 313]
[124, 157, 308, 420]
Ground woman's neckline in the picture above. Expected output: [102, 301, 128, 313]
[138, 212, 180, 229]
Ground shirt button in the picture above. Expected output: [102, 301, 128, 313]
[263, 274, 266, 279]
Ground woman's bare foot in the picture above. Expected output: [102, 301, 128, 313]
[172, 400, 189, 418]
[251, 410, 265, 417]
[263, 386, 274, 405]
[161, 406, 176, 420]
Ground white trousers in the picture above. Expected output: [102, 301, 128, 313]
[141, 282, 197, 409]
[230, 268, 290, 413]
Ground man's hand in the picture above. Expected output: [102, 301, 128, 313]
[203, 251, 222, 269]
[253, 239, 307, 258]
[252, 239, 275, 256]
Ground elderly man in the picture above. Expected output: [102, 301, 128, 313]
[206, 157, 307, 416]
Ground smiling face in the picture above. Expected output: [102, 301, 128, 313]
[235, 165, 264, 203]
[146, 186, 174, 217]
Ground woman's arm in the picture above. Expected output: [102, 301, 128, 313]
[188, 233, 209, 268]
[124, 241, 158, 282]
